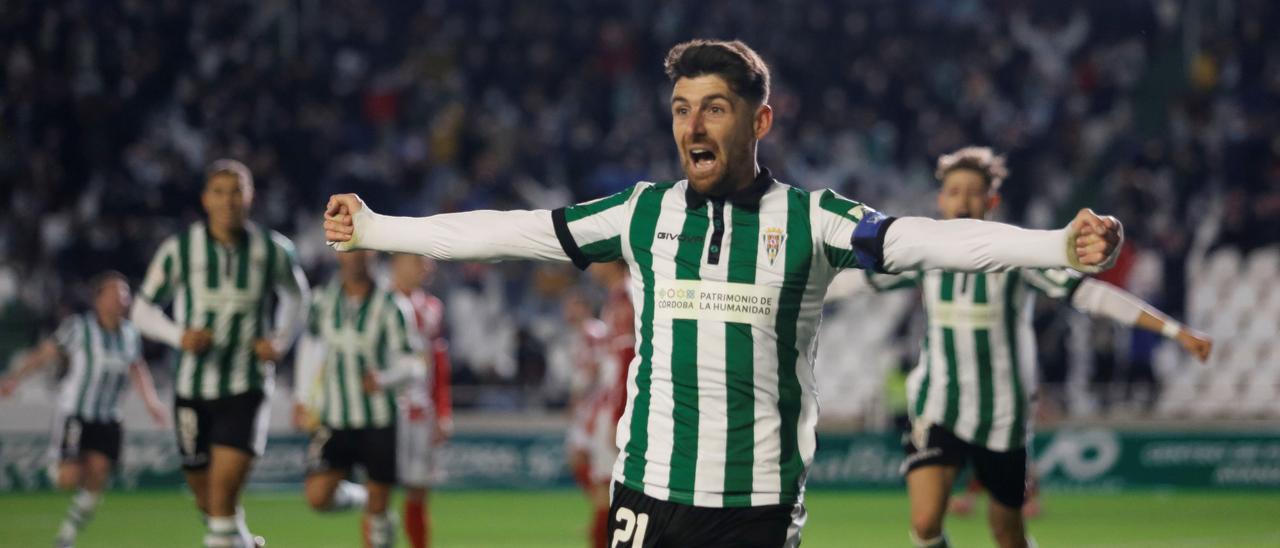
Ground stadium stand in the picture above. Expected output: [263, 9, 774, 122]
[0, 0, 1275, 419]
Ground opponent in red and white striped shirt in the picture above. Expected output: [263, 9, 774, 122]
[389, 254, 453, 548]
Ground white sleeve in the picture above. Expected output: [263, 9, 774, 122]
[268, 239, 311, 355]
[374, 354, 425, 390]
[1068, 277, 1146, 326]
[293, 334, 325, 406]
[881, 217, 1077, 273]
[130, 298, 184, 349]
[334, 207, 571, 263]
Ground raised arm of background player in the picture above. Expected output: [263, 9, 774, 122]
[130, 235, 311, 361]
[0, 320, 169, 425]
[320, 193, 1123, 274]
[1029, 270, 1213, 361]
[825, 267, 1213, 361]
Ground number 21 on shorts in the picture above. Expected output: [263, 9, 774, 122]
[611, 507, 650, 547]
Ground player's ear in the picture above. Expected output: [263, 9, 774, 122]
[986, 192, 1001, 213]
[754, 103, 773, 140]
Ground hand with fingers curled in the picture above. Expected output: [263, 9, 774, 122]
[324, 193, 367, 252]
[1067, 208, 1123, 273]
[1177, 328, 1214, 363]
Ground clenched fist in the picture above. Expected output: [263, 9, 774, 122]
[324, 194, 366, 251]
[181, 329, 213, 354]
[1177, 328, 1213, 362]
[1068, 208, 1123, 272]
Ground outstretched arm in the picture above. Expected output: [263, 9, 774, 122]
[0, 339, 62, 396]
[866, 208, 1123, 274]
[324, 194, 571, 263]
[129, 360, 169, 426]
[1070, 278, 1213, 361]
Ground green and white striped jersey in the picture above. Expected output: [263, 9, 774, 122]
[53, 313, 143, 423]
[304, 280, 419, 430]
[138, 222, 308, 401]
[865, 268, 1082, 451]
[552, 172, 879, 508]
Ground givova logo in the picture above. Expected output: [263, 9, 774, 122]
[656, 232, 702, 242]
[1035, 428, 1121, 481]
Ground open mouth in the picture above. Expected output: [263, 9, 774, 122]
[689, 147, 717, 173]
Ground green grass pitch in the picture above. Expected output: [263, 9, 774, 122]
[1, 489, 1277, 547]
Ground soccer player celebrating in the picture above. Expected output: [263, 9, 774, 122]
[323, 40, 1124, 547]
[388, 253, 454, 548]
[132, 160, 310, 548]
[0, 271, 167, 548]
[826, 146, 1213, 548]
[293, 250, 421, 548]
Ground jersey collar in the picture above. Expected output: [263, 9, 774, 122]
[684, 167, 774, 211]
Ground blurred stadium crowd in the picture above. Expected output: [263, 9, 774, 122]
[1, 0, 1276, 418]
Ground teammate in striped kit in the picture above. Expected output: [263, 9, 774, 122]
[389, 253, 454, 548]
[132, 160, 310, 548]
[293, 250, 421, 548]
[322, 40, 1124, 547]
[827, 147, 1213, 548]
[1, 272, 167, 547]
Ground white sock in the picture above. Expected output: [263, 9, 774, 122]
[204, 516, 240, 548]
[56, 489, 101, 543]
[234, 505, 256, 546]
[366, 511, 395, 548]
[910, 530, 950, 548]
[326, 480, 368, 512]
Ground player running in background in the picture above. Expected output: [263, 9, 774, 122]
[561, 290, 615, 547]
[578, 260, 637, 547]
[826, 147, 1213, 548]
[589, 260, 637, 407]
[323, 40, 1123, 547]
[293, 250, 421, 548]
[132, 160, 310, 547]
[388, 253, 454, 548]
[0, 271, 167, 548]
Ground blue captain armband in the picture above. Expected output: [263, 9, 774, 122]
[851, 210, 897, 273]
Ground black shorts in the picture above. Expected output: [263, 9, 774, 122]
[174, 390, 269, 470]
[902, 423, 1028, 508]
[608, 482, 801, 548]
[306, 426, 398, 485]
[53, 415, 122, 463]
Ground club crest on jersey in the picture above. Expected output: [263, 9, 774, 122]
[763, 227, 786, 265]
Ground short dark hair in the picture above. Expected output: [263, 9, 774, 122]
[205, 158, 254, 191]
[935, 146, 1008, 191]
[90, 270, 128, 297]
[664, 40, 770, 105]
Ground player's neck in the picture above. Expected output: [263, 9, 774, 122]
[343, 278, 373, 299]
[94, 310, 120, 331]
[393, 281, 417, 296]
[207, 222, 246, 247]
[716, 163, 761, 198]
